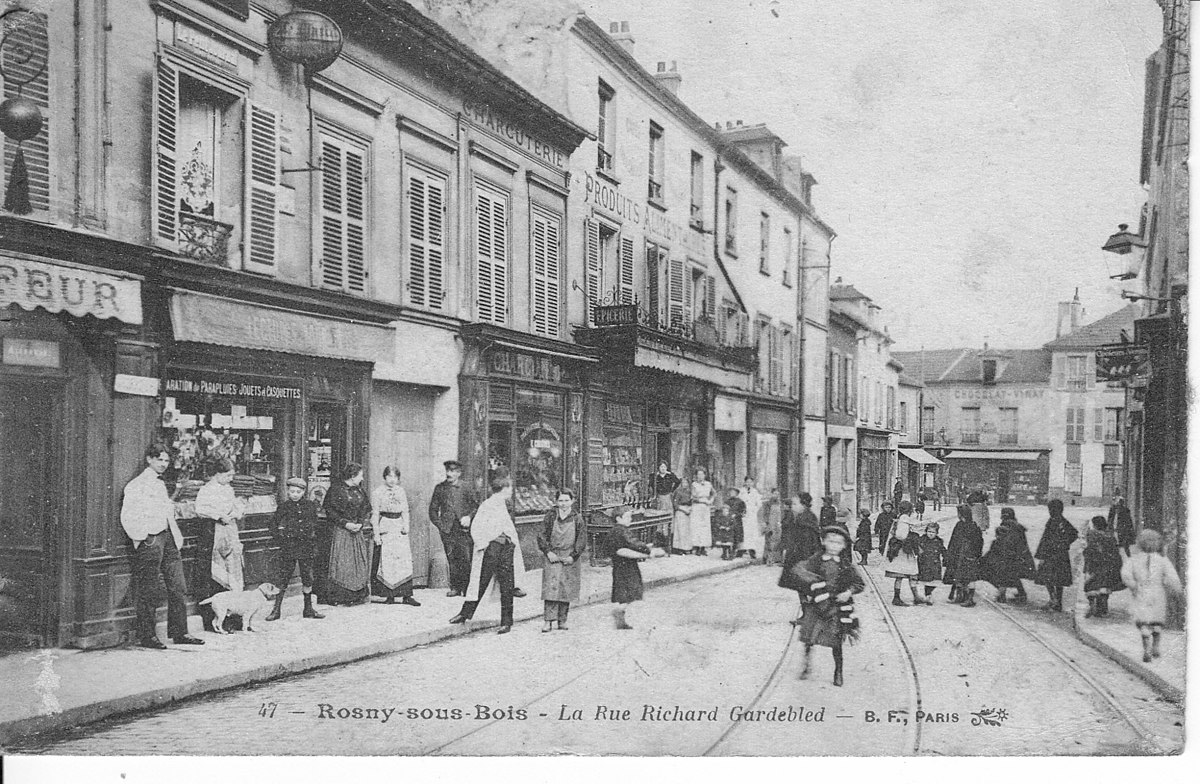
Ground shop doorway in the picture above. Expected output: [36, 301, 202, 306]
[755, 432, 780, 495]
[0, 379, 62, 648]
[306, 402, 349, 506]
[996, 469, 1010, 504]
[717, 431, 740, 491]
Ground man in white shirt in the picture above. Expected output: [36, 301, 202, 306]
[120, 443, 204, 649]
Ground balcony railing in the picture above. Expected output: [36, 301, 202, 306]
[648, 178, 663, 202]
[999, 433, 1019, 445]
[597, 147, 613, 173]
[178, 212, 233, 266]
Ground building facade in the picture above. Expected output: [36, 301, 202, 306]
[826, 307, 859, 513]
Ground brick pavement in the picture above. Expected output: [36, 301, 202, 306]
[0, 551, 750, 748]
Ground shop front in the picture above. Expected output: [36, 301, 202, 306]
[857, 430, 893, 513]
[898, 446, 945, 504]
[0, 252, 148, 649]
[943, 450, 1049, 505]
[749, 401, 796, 496]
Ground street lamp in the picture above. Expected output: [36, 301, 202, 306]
[1101, 223, 1148, 281]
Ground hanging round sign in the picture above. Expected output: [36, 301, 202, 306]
[266, 10, 343, 73]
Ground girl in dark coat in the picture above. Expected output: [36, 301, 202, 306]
[1035, 499, 1078, 611]
[790, 524, 864, 687]
[1083, 516, 1124, 618]
[917, 522, 947, 602]
[1108, 496, 1135, 557]
[874, 501, 895, 554]
[853, 509, 873, 566]
[944, 504, 984, 607]
[610, 505, 656, 629]
[981, 507, 1035, 603]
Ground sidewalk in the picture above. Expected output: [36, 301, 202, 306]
[1071, 584, 1186, 704]
[0, 552, 751, 748]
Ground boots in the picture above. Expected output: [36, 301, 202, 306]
[832, 646, 844, 687]
[1049, 587, 1063, 612]
[1084, 596, 1097, 618]
[948, 585, 961, 603]
[960, 588, 976, 608]
[265, 592, 285, 622]
[798, 645, 811, 680]
[613, 606, 633, 630]
[996, 590, 1008, 604]
[892, 587, 908, 607]
[1142, 635, 1153, 663]
[1013, 585, 1028, 604]
[1151, 632, 1162, 659]
[1097, 594, 1110, 618]
[303, 592, 325, 619]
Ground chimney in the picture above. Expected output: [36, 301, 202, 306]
[609, 21, 634, 54]
[652, 60, 682, 96]
[1070, 288, 1083, 332]
[1055, 300, 1075, 338]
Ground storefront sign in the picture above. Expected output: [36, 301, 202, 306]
[488, 349, 564, 383]
[2, 338, 59, 367]
[582, 174, 706, 256]
[114, 373, 160, 397]
[1095, 343, 1150, 383]
[952, 388, 1045, 400]
[170, 291, 394, 364]
[163, 374, 302, 400]
[714, 395, 747, 432]
[462, 99, 565, 168]
[0, 254, 143, 325]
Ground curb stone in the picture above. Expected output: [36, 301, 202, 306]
[1070, 606, 1184, 705]
[0, 557, 751, 748]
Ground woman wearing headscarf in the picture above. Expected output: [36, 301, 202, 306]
[981, 507, 1035, 604]
[884, 500, 928, 606]
[689, 467, 715, 556]
[1035, 499, 1078, 611]
[537, 488, 586, 632]
[370, 466, 419, 606]
[322, 463, 373, 606]
[944, 504, 984, 607]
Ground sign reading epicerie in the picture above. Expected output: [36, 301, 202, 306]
[953, 388, 1046, 400]
[463, 99, 565, 168]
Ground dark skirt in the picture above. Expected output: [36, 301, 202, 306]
[324, 527, 373, 605]
[797, 605, 843, 649]
[611, 557, 644, 604]
[1035, 555, 1073, 587]
[917, 550, 943, 582]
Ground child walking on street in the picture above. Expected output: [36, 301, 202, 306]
[1083, 516, 1124, 618]
[609, 506, 662, 629]
[1120, 529, 1183, 662]
[790, 524, 864, 687]
[917, 522, 946, 603]
[853, 509, 873, 566]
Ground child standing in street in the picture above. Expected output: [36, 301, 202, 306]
[266, 478, 325, 622]
[917, 522, 946, 603]
[609, 506, 661, 629]
[853, 509, 873, 566]
[1083, 516, 1124, 618]
[1120, 529, 1183, 662]
[790, 524, 864, 687]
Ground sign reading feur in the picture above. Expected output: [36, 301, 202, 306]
[1095, 343, 1150, 383]
[0, 253, 143, 324]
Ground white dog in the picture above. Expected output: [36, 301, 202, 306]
[199, 583, 280, 633]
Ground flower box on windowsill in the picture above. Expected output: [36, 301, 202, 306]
[178, 212, 233, 267]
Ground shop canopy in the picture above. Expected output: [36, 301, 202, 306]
[944, 451, 1043, 461]
[897, 447, 944, 465]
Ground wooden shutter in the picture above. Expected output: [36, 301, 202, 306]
[531, 209, 561, 337]
[646, 244, 661, 326]
[683, 266, 694, 322]
[1094, 408, 1105, 442]
[618, 235, 635, 304]
[243, 102, 279, 274]
[151, 56, 180, 244]
[1051, 354, 1065, 390]
[667, 258, 685, 327]
[405, 166, 447, 309]
[3, 11, 50, 211]
[705, 274, 716, 319]
[318, 135, 368, 293]
[475, 185, 508, 325]
[790, 330, 800, 398]
[584, 218, 600, 322]
[1085, 353, 1097, 390]
[717, 300, 728, 344]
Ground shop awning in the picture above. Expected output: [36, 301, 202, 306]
[898, 447, 944, 465]
[634, 345, 751, 388]
[944, 451, 1043, 461]
[170, 290, 394, 364]
[1, 252, 143, 324]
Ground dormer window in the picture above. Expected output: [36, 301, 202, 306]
[982, 359, 997, 384]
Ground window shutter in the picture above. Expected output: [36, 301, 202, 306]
[1094, 408, 1104, 442]
[667, 258, 685, 327]
[3, 11, 50, 211]
[646, 245, 661, 326]
[530, 210, 561, 337]
[717, 300, 728, 344]
[683, 266, 694, 321]
[618, 234, 635, 304]
[405, 166, 447, 309]
[318, 136, 368, 293]
[790, 330, 799, 398]
[584, 218, 600, 321]
[475, 186, 508, 325]
[705, 274, 716, 320]
[244, 102, 279, 274]
[151, 56, 180, 244]
[1051, 354, 1065, 390]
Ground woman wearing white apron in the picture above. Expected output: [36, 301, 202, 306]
[370, 466, 420, 606]
[737, 476, 764, 559]
[195, 459, 245, 594]
[690, 468, 715, 555]
[671, 481, 692, 554]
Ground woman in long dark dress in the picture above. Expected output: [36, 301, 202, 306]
[790, 524, 864, 687]
[1035, 499, 1078, 611]
[981, 507, 1035, 603]
[538, 489, 587, 632]
[1108, 495, 1135, 557]
[322, 463, 373, 606]
[944, 504, 983, 607]
[1082, 516, 1124, 618]
[778, 493, 821, 595]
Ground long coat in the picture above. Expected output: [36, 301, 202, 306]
[944, 516, 983, 585]
[874, 511, 894, 553]
[538, 508, 587, 603]
[1035, 514, 1078, 587]
[1108, 503, 1135, 551]
[981, 519, 1035, 588]
[778, 509, 821, 591]
[1082, 532, 1125, 596]
[1120, 552, 1183, 626]
[790, 553, 865, 648]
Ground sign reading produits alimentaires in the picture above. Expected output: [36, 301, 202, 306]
[462, 99, 566, 168]
[582, 172, 707, 257]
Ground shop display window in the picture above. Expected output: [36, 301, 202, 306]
[488, 388, 565, 515]
[601, 401, 645, 507]
[159, 377, 298, 521]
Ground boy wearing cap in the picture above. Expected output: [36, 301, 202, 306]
[789, 524, 864, 687]
[266, 478, 325, 621]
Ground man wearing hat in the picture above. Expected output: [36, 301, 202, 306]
[266, 477, 325, 621]
[819, 496, 838, 528]
[429, 459, 478, 597]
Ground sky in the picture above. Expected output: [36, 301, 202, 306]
[581, 0, 1163, 350]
